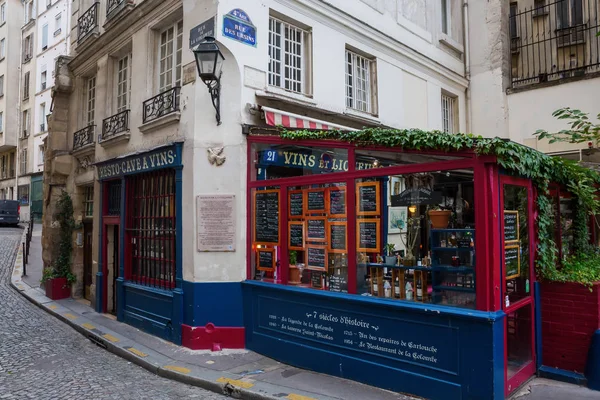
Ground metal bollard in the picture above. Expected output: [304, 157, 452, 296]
[22, 242, 27, 276]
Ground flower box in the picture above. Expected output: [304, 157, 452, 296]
[45, 277, 71, 300]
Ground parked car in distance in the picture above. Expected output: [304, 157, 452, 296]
[0, 200, 20, 226]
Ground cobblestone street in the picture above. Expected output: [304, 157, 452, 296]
[0, 227, 225, 399]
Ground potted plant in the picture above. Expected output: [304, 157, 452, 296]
[41, 191, 77, 300]
[384, 243, 397, 265]
[288, 250, 300, 284]
[428, 205, 452, 229]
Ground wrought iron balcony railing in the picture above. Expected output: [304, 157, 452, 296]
[73, 125, 95, 151]
[509, 0, 600, 89]
[101, 110, 130, 142]
[107, 0, 125, 17]
[142, 87, 180, 124]
[78, 2, 99, 43]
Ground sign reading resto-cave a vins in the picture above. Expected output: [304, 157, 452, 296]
[97, 148, 179, 180]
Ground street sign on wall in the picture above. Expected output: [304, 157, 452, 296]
[222, 9, 256, 47]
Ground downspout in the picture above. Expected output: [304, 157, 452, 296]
[15, 26, 24, 201]
[463, 0, 472, 134]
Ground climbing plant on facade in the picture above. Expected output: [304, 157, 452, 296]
[279, 127, 600, 285]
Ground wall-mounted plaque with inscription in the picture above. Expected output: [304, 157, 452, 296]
[196, 194, 236, 252]
[306, 188, 327, 214]
[254, 190, 280, 245]
[257, 248, 276, 272]
[306, 217, 327, 242]
[504, 245, 520, 279]
[289, 190, 304, 219]
[329, 222, 347, 253]
[357, 219, 380, 253]
[307, 246, 327, 271]
[288, 221, 305, 250]
[504, 211, 519, 243]
[356, 181, 380, 216]
[328, 187, 347, 218]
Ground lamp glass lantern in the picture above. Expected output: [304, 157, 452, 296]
[193, 37, 224, 83]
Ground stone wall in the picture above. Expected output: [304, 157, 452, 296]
[541, 281, 600, 373]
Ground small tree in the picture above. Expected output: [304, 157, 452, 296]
[534, 108, 600, 146]
[42, 190, 77, 284]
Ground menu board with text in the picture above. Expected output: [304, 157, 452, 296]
[307, 246, 327, 271]
[289, 190, 304, 219]
[289, 221, 305, 250]
[356, 181, 380, 216]
[306, 189, 326, 214]
[357, 219, 380, 253]
[329, 223, 347, 253]
[254, 190, 280, 245]
[257, 248, 275, 271]
[329, 187, 347, 217]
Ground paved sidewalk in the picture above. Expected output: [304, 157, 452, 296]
[11, 225, 413, 400]
[511, 378, 599, 400]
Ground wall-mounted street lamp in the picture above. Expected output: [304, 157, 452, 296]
[193, 37, 225, 125]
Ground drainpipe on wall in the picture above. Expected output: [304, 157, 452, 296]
[463, 0, 472, 134]
[15, 29, 24, 203]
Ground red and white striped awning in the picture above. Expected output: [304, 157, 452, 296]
[262, 106, 356, 131]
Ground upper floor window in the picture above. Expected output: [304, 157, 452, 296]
[441, 0, 450, 34]
[23, 34, 33, 62]
[40, 66, 47, 90]
[0, 74, 4, 97]
[22, 109, 30, 138]
[557, 0, 583, 29]
[0, 3, 5, 24]
[158, 21, 183, 94]
[54, 13, 61, 35]
[85, 76, 96, 126]
[42, 23, 48, 50]
[116, 54, 131, 112]
[24, 1, 33, 23]
[38, 145, 44, 165]
[345, 49, 376, 114]
[0, 112, 3, 133]
[441, 93, 458, 134]
[40, 102, 46, 131]
[0, 38, 5, 59]
[268, 16, 310, 94]
[23, 72, 30, 100]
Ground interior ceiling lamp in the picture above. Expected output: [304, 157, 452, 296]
[193, 36, 225, 125]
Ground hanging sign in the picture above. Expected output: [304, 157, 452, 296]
[223, 9, 256, 47]
[391, 188, 442, 207]
[189, 17, 216, 49]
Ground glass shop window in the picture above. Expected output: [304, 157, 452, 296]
[251, 186, 281, 282]
[356, 170, 476, 308]
[355, 149, 465, 169]
[252, 143, 349, 180]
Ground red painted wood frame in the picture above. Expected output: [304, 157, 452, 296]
[246, 136, 497, 310]
[499, 175, 537, 396]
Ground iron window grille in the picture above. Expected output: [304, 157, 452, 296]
[73, 125, 95, 150]
[268, 16, 308, 94]
[142, 87, 180, 124]
[127, 170, 176, 290]
[107, 180, 122, 216]
[510, 0, 599, 89]
[78, 2, 99, 43]
[101, 110, 130, 142]
[441, 94, 457, 134]
[106, 0, 125, 18]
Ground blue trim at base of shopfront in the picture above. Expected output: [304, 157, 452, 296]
[182, 281, 243, 326]
[539, 366, 587, 385]
[243, 281, 505, 400]
[122, 282, 177, 342]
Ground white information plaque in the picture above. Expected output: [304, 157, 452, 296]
[196, 194, 236, 252]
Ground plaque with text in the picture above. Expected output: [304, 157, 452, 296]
[307, 246, 327, 271]
[356, 181, 380, 216]
[289, 190, 304, 219]
[257, 248, 275, 272]
[329, 274, 348, 293]
[254, 190, 280, 245]
[357, 219, 380, 253]
[306, 188, 327, 214]
[328, 187, 347, 218]
[329, 222, 347, 253]
[289, 221, 305, 251]
[505, 245, 520, 279]
[504, 211, 519, 243]
[306, 217, 327, 242]
[197, 194, 236, 252]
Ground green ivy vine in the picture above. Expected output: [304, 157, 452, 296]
[279, 127, 600, 285]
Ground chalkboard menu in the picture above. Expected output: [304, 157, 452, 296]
[307, 218, 327, 242]
[307, 189, 326, 213]
[257, 249, 275, 271]
[307, 246, 327, 271]
[329, 188, 346, 217]
[505, 246, 520, 279]
[311, 271, 323, 288]
[504, 211, 519, 242]
[289, 222, 304, 250]
[357, 219, 380, 253]
[254, 190, 279, 245]
[289, 191, 304, 218]
[329, 274, 348, 293]
[329, 223, 347, 253]
[357, 182, 380, 216]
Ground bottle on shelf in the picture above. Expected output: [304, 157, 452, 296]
[372, 276, 379, 296]
[405, 281, 413, 300]
[394, 276, 400, 298]
[416, 275, 423, 301]
[384, 280, 392, 298]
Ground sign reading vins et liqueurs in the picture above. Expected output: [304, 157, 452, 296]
[259, 297, 459, 374]
[504, 211, 519, 242]
[254, 190, 279, 245]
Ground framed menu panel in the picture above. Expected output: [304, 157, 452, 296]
[288, 221, 305, 251]
[306, 245, 327, 271]
[328, 187, 347, 218]
[257, 248, 276, 272]
[306, 188, 327, 214]
[356, 181, 380, 216]
[288, 190, 304, 219]
[505, 245, 520, 279]
[253, 189, 280, 246]
[329, 222, 347, 253]
[357, 218, 380, 253]
[306, 217, 328, 243]
[504, 211, 519, 243]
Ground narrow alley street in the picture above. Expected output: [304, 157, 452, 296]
[0, 227, 224, 399]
